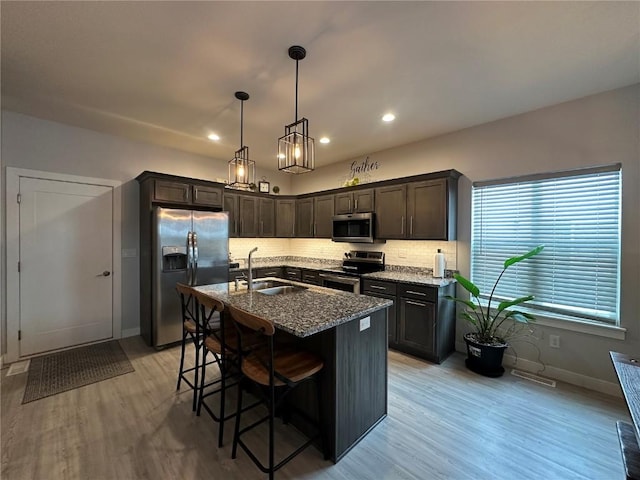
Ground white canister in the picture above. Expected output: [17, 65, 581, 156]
[433, 249, 446, 278]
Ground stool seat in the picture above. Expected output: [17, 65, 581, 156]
[242, 347, 323, 386]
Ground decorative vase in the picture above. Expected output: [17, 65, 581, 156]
[463, 333, 508, 378]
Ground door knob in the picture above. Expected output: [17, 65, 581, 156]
[102, 271, 111, 277]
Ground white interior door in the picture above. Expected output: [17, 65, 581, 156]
[19, 177, 114, 356]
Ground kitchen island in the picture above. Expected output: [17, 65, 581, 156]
[195, 279, 392, 463]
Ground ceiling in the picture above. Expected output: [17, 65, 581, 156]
[2, 1, 638, 171]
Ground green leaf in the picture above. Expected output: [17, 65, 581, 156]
[504, 245, 544, 268]
[504, 310, 536, 323]
[445, 295, 478, 310]
[453, 273, 480, 297]
[497, 295, 535, 312]
[461, 312, 478, 326]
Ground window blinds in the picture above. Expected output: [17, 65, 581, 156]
[471, 165, 621, 324]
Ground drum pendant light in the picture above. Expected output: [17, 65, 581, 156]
[228, 91, 255, 187]
[278, 45, 315, 174]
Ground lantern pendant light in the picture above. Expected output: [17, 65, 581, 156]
[228, 91, 255, 188]
[278, 45, 315, 173]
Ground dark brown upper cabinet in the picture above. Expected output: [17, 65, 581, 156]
[238, 195, 259, 237]
[224, 193, 239, 238]
[314, 194, 335, 238]
[138, 172, 224, 209]
[407, 179, 449, 240]
[258, 197, 275, 237]
[374, 184, 407, 239]
[296, 198, 314, 237]
[334, 188, 374, 215]
[375, 176, 457, 241]
[275, 198, 296, 237]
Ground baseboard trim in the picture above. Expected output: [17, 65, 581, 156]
[121, 328, 140, 338]
[455, 341, 621, 397]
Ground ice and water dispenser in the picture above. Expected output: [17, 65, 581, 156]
[162, 246, 188, 272]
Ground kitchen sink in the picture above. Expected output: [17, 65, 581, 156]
[249, 279, 290, 290]
[256, 285, 308, 295]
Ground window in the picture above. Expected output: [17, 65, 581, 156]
[471, 164, 621, 325]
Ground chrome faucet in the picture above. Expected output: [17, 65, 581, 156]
[247, 247, 258, 290]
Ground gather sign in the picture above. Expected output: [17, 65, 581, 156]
[341, 156, 381, 186]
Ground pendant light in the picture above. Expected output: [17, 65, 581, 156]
[228, 91, 255, 188]
[278, 45, 315, 173]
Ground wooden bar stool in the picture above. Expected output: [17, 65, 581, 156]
[195, 292, 264, 447]
[175, 283, 219, 411]
[193, 291, 232, 446]
[228, 305, 325, 479]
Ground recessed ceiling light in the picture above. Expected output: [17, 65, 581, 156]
[319, 137, 330, 144]
[382, 113, 395, 122]
[207, 133, 220, 141]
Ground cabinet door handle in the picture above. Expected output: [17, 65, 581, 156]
[314, 223, 316, 236]
[401, 216, 405, 235]
[355, 198, 358, 211]
[370, 285, 387, 290]
[406, 300, 427, 307]
[406, 290, 427, 296]
[348, 198, 351, 211]
[410, 216, 413, 235]
[264, 271, 277, 276]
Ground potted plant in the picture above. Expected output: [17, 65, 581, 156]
[447, 245, 544, 377]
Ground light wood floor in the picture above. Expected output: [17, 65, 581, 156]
[1, 336, 628, 480]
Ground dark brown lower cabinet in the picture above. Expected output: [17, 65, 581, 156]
[363, 278, 455, 364]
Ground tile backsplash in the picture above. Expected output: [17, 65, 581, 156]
[230, 237, 456, 270]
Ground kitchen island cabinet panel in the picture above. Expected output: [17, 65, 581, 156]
[271, 308, 388, 463]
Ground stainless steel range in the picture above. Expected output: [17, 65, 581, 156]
[319, 250, 385, 294]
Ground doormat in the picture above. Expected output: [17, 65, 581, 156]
[22, 340, 134, 404]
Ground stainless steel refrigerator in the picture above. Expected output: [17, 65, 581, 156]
[149, 207, 228, 347]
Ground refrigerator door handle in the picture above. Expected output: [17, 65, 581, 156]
[192, 231, 199, 285]
[186, 231, 194, 285]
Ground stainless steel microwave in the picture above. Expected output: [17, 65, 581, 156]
[332, 212, 377, 243]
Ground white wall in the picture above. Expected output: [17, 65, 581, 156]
[292, 84, 640, 385]
[0, 112, 293, 351]
[2, 84, 638, 387]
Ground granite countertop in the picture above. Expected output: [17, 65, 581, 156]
[231, 258, 456, 287]
[230, 259, 343, 273]
[194, 278, 392, 338]
[361, 270, 456, 287]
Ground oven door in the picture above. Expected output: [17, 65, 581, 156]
[318, 273, 360, 294]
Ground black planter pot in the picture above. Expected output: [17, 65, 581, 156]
[463, 333, 508, 378]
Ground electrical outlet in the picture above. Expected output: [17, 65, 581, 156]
[549, 334, 560, 348]
[359, 316, 371, 332]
